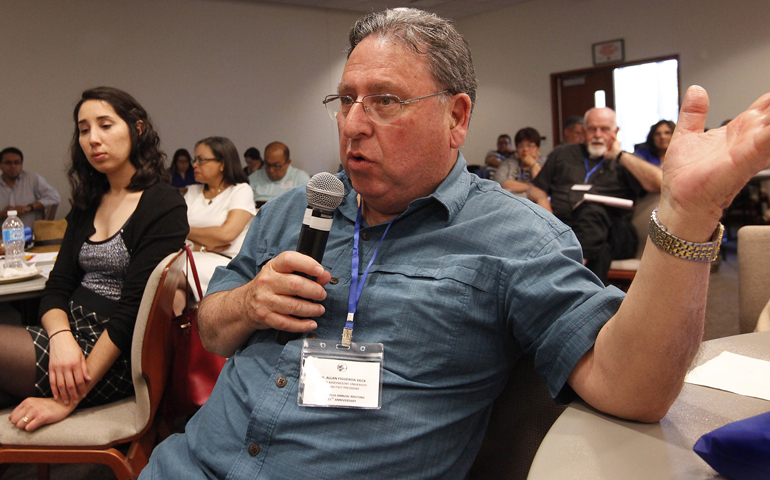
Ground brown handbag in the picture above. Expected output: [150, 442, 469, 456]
[163, 245, 227, 418]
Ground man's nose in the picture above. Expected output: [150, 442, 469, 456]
[341, 102, 373, 138]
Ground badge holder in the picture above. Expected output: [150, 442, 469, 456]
[298, 338, 383, 409]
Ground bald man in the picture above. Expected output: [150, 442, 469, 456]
[529, 107, 662, 282]
[248, 141, 310, 205]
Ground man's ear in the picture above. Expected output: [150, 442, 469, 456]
[449, 93, 472, 149]
[136, 120, 144, 136]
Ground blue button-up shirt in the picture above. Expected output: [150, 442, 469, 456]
[143, 154, 624, 479]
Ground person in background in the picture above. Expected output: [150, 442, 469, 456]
[248, 141, 310, 205]
[2, 86, 188, 432]
[0, 147, 61, 226]
[633, 120, 676, 166]
[169, 148, 198, 193]
[529, 107, 662, 283]
[562, 115, 586, 145]
[184, 136, 255, 296]
[243, 147, 262, 177]
[493, 127, 546, 196]
[484, 134, 514, 178]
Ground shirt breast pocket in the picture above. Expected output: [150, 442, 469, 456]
[357, 263, 497, 384]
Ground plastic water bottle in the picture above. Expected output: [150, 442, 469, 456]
[3, 210, 25, 269]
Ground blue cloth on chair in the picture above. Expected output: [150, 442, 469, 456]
[693, 410, 770, 480]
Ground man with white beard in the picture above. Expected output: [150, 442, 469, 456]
[529, 107, 661, 282]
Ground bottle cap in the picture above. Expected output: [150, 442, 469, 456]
[7, 210, 16, 216]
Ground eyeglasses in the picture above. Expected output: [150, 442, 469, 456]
[192, 157, 217, 166]
[264, 161, 288, 171]
[322, 90, 449, 124]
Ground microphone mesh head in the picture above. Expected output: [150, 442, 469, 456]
[306, 172, 345, 212]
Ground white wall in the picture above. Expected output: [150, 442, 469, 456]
[2, 0, 769, 219]
[458, 0, 770, 165]
[0, 0, 358, 218]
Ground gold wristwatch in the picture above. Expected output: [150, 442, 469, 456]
[648, 208, 723, 262]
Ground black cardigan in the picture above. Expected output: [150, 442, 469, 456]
[39, 182, 189, 354]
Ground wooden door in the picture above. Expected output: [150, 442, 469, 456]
[551, 67, 614, 146]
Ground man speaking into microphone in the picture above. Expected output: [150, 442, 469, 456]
[143, 8, 770, 480]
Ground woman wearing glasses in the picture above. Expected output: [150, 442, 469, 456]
[184, 137, 255, 296]
[5, 87, 188, 431]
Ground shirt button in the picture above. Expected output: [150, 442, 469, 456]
[248, 444, 260, 456]
[307, 333, 318, 339]
[330, 277, 339, 285]
[276, 377, 287, 388]
[362, 232, 371, 241]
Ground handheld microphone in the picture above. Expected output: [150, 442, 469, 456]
[276, 173, 344, 345]
[296, 172, 345, 263]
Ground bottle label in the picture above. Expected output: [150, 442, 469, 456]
[3, 228, 24, 243]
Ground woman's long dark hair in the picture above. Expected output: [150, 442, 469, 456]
[171, 148, 193, 174]
[68, 86, 169, 209]
[644, 120, 676, 158]
[194, 137, 248, 188]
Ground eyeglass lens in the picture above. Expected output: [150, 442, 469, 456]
[324, 95, 402, 123]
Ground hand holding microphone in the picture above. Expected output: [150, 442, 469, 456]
[270, 173, 344, 343]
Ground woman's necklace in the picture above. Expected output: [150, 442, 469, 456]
[207, 183, 226, 205]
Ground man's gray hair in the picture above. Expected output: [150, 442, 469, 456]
[347, 8, 477, 110]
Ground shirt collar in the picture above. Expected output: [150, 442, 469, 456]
[337, 152, 470, 225]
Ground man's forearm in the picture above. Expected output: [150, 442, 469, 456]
[501, 178, 529, 193]
[198, 288, 259, 357]
[527, 185, 552, 212]
[569, 204, 716, 422]
[618, 151, 662, 192]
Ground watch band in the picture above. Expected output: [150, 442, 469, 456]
[648, 208, 723, 262]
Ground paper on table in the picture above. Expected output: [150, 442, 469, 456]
[573, 193, 634, 210]
[26, 252, 58, 263]
[582, 193, 634, 209]
[685, 351, 770, 401]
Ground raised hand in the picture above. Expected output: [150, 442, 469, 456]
[659, 86, 770, 239]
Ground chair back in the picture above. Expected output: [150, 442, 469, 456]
[131, 250, 186, 433]
[469, 355, 566, 480]
[29, 218, 67, 253]
[44, 204, 58, 221]
[738, 226, 770, 333]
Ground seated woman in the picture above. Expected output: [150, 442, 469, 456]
[185, 136, 256, 297]
[169, 148, 198, 193]
[634, 120, 675, 166]
[2, 87, 188, 431]
[493, 127, 546, 196]
[243, 146, 263, 177]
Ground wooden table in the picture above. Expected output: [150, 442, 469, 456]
[528, 331, 770, 479]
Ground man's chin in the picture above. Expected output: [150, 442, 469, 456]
[587, 144, 607, 158]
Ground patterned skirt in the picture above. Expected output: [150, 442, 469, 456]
[25, 301, 133, 408]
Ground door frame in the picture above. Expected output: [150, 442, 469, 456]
[550, 54, 680, 146]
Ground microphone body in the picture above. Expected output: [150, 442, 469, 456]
[276, 173, 344, 345]
[296, 207, 334, 264]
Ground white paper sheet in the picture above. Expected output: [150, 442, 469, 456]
[685, 351, 770, 401]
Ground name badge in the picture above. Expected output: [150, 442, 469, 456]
[281, 180, 293, 189]
[572, 184, 592, 191]
[298, 338, 383, 409]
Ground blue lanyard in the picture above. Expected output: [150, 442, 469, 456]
[583, 156, 606, 183]
[342, 206, 395, 346]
